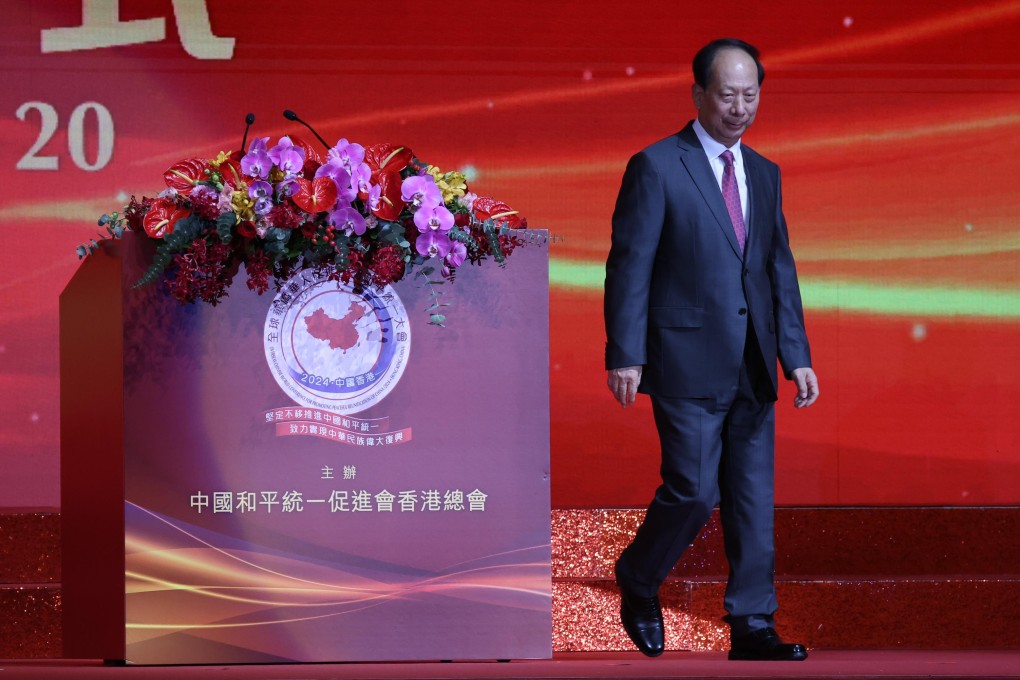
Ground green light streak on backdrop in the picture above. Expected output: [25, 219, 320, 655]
[549, 258, 1020, 320]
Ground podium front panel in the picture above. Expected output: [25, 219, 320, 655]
[67, 233, 551, 665]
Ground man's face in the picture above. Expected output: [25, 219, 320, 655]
[692, 48, 760, 147]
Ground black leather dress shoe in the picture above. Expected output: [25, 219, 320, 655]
[618, 588, 664, 657]
[728, 627, 807, 661]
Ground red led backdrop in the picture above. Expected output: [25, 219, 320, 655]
[1, 0, 1018, 508]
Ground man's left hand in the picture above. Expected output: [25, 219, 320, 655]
[790, 367, 819, 408]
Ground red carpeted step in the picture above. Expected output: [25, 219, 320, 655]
[552, 508, 1020, 651]
[0, 511, 62, 658]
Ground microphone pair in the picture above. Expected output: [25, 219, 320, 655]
[240, 111, 330, 153]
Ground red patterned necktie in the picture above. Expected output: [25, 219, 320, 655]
[720, 150, 746, 253]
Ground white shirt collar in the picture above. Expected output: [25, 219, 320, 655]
[692, 118, 742, 164]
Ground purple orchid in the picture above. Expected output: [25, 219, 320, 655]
[267, 136, 297, 164]
[276, 178, 299, 198]
[330, 204, 367, 236]
[327, 138, 366, 175]
[416, 229, 452, 258]
[253, 196, 274, 216]
[241, 137, 272, 180]
[366, 184, 382, 213]
[248, 136, 269, 153]
[247, 180, 273, 199]
[413, 203, 454, 233]
[445, 240, 468, 267]
[274, 145, 305, 179]
[315, 160, 356, 203]
[351, 162, 372, 195]
[401, 175, 442, 209]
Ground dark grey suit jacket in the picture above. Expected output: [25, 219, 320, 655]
[604, 122, 811, 400]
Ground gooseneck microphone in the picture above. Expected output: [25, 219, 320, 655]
[240, 112, 255, 153]
[283, 109, 330, 150]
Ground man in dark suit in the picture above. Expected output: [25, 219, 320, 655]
[604, 38, 819, 662]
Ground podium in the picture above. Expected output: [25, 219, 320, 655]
[60, 232, 551, 664]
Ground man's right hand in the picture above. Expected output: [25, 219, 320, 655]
[607, 366, 643, 408]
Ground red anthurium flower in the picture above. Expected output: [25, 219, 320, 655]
[473, 196, 522, 228]
[364, 143, 413, 184]
[163, 158, 206, 192]
[302, 163, 321, 181]
[217, 157, 244, 188]
[291, 177, 338, 214]
[289, 136, 323, 167]
[142, 198, 189, 238]
[371, 171, 404, 222]
[301, 157, 322, 181]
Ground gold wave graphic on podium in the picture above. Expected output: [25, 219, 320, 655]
[124, 502, 550, 646]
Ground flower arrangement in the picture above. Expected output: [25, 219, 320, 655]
[81, 132, 534, 325]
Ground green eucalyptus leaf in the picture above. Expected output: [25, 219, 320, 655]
[216, 212, 236, 243]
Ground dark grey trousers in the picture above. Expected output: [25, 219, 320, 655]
[616, 335, 779, 635]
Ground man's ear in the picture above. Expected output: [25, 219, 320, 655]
[691, 83, 704, 110]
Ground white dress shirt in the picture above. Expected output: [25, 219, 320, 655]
[692, 118, 749, 226]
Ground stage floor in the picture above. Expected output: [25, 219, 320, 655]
[2, 651, 1019, 679]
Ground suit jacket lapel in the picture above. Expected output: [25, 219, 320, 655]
[742, 151, 767, 263]
[676, 124, 743, 260]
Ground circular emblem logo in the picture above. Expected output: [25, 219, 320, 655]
[264, 270, 410, 414]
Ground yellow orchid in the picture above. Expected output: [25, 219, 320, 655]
[230, 186, 255, 221]
[427, 166, 467, 204]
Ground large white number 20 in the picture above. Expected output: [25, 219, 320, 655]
[16, 101, 114, 172]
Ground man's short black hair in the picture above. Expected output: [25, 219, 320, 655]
[692, 38, 765, 89]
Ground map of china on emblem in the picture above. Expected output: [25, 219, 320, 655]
[264, 269, 410, 414]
